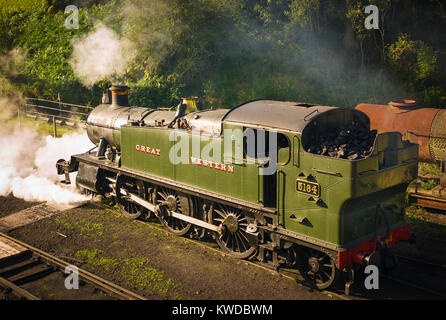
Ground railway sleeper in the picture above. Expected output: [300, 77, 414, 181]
[0, 259, 41, 278]
[9, 265, 56, 286]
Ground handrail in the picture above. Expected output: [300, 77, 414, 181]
[25, 103, 89, 116]
[25, 97, 94, 109]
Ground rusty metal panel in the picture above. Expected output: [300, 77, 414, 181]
[429, 109, 446, 162]
[355, 103, 439, 162]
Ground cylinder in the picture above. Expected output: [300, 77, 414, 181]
[355, 101, 446, 163]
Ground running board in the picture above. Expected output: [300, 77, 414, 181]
[120, 190, 222, 234]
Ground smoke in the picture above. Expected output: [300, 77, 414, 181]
[0, 49, 25, 121]
[0, 125, 94, 204]
[69, 22, 136, 87]
[119, 0, 174, 73]
[0, 95, 22, 121]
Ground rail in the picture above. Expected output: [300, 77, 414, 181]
[0, 232, 147, 300]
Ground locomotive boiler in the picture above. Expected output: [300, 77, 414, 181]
[57, 86, 418, 291]
[356, 100, 446, 210]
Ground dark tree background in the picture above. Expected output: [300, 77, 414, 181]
[0, 0, 444, 108]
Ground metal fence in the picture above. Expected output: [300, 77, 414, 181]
[21, 97, 94, 137]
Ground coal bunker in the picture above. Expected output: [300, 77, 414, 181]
[307, 122, 377, 160]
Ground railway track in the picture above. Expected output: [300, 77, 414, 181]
[380, 253, 446, 299]
[4, 199, 443, 300]
[381, 274, 446, 299]
[395, 254, 446, 269]
[0, 232, 146, 300]
[409, 192, 446, 211]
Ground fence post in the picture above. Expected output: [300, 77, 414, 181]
[52, 116, 57, 138]
[18, 104, 21, 128]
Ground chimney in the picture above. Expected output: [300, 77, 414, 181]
[110, 85, 130, 108]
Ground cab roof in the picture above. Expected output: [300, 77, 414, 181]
[181, 100, 368, 135]
[222, 100, 341, 132]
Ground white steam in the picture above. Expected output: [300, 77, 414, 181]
[0, 49, 25, 121]
[69, 22, 136, 87]
[0, 126, 94, 204]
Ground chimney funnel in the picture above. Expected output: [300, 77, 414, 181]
[110, 85, 130, 108]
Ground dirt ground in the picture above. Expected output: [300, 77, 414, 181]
[6, 201, 335, 300]
[2, 193, 446, 300]
[393, 207, 446, 266]
[0, 194, 42, 218]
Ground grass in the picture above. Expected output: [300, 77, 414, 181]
[421, 179, 438, 190]
[54, 213, 104, 237]
[54, 206, 183, 299]
[15, 115, 82, 137]
[406, 206, 446, 238]
[75, 249, 119, 271]
[418, 163, 441, 190]
[75, 248, 182, 299]
[54, 215, 74, 231]
[419, 162, 441, 176]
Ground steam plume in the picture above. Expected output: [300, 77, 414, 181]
[69, 22, 136, 87]
[0, 125, 94, 204]
[0, 49, 25, 121]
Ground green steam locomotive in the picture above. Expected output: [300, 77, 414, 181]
[57, 85, 418, 290]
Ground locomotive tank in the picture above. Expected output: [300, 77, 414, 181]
[355, 100, 446, 187]
[356, 100, 446, 210]
[355, 100, 446, 164]
[86, 85, 134, 149]
[85, 85, 176, 150]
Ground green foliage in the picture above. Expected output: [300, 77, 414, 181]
[287, 0, 321, 31]
[387, 34, 439, 84]
[0, 0, 445, 108]
[75, 248, 181, 298]
[386, 33, 443, 105]
[128, 74, 180, 108]
[420, 162, 441, 176]
[421, 179, 438, 191]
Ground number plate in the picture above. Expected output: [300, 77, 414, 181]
[296, 179, 320, 197]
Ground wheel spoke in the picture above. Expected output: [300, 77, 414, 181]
[116, 175, 145, 219]
[213, 206, 256, 259]
[298, 248, 336, 290]
[214, 209, 226, 218]
[235, 232, 248, 252]
[157, 188, 192, 236]
[321, 270, 331, 281]
[237, 230, 250, 244]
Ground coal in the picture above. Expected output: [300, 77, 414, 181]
[307, 122, 377, 160]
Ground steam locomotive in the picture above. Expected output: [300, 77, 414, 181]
[57, 86, 418, 291]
